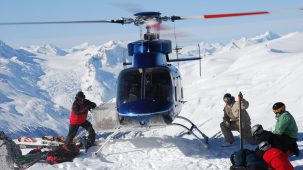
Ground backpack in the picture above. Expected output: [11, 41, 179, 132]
[0, 131, 22, 170]
[45, 144, 80, 165]
[230, 149, 268, 170]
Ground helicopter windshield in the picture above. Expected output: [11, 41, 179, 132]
[117, 67, 173, 105]
[144, 67, 173, 101]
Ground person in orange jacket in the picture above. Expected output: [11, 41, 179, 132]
[258, 141, 294, 170]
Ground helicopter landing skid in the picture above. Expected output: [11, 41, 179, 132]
[92, 117, 209, 157]
[171, 116, 209, 148]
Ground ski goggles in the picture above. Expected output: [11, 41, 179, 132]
[223, 97, 231, 103]
[252, 126, 263, 136]
[259, 141, 271, 151]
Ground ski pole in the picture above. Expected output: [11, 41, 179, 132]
[238, 91, 243, 151]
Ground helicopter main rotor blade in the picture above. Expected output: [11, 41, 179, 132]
[176, 8, 303, 20]
[0, 19, 130, 25]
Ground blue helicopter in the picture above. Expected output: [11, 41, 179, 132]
[89, 12, 211, 154]
[116, 12, 200, 126]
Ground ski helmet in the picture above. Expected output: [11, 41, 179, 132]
[251, 124, 263, 136]
[258, 141, 271, 151]
[223, 93, 232, 100]
[272, 102, 285, 114]
[76, 91, 85, 102]
[223, 93, 234, 104]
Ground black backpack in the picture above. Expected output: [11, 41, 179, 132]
[230, 149, 268, 170]
[45, 144, 80, 164]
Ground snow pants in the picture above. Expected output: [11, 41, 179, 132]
[65, 120, 95, 146]
[220, 121, 255, 144]
[280, 134, 300, 156]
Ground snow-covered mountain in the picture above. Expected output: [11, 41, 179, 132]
[68, 42, 96, 53]
[0, 42, 68, 138]
[0, 40, 35, 58]
[21, 44, 68, 56]
[0, 32, 303, 169]
[220, 32, 281, 52]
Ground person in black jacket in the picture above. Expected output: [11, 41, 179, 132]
[64, 91, 97, 149]
[251, 124, 288, 156]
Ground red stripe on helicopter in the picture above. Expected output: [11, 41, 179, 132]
[203, 11, 270, 19]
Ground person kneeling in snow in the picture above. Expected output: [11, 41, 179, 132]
[258, 141, 294, 170]
[220, 93, 254, 146]
[64, 91, 97, 149]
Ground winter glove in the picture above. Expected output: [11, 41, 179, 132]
[87, 102, 96, 111]
[85, 105, 92, 111]
[224, 120, 230, 127]
[90, 102, 97, 109]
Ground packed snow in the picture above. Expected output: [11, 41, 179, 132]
[0, 32, 302, 169]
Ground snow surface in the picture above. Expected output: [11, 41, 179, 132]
[0, 32, 303, 169]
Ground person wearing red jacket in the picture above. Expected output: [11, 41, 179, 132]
[259, 141, 294, 170]
[64, 91, 97, 148]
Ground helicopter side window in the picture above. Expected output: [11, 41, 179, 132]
[117, 68, 142, 105]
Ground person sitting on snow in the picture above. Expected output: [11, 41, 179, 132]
[251, 124, 288, 153]
[220, 93, 254, 146]
[272, 102, 299, 156]
[64, 91, 97, 150]
[258, 141, 294, 170]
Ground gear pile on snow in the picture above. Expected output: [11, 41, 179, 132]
[0, 131, 22, 170]
[46, 144, 80, 164]
[15, 144, 80, 169]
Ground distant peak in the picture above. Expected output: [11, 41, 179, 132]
[23, 43, 68, 56]
[255, 32, 280, 41]
[0, 40, 35, 58]
[103, 41, 117, 48]
[0, 40, 9, 47]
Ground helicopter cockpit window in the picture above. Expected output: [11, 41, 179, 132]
[144, 67, 173, 102]
[117, 69, 142, 104]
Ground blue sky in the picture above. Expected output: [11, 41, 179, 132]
[0, 0, 303, 48]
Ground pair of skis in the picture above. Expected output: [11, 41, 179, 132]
[15, 136, 64, 149]
[14, 151, 49, 169]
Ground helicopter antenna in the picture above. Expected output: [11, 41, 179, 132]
[173, 22, 181, 68]
[198, 44, 202, 77]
